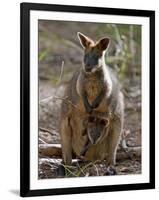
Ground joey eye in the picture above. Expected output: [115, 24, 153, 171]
[100, 119, 109, 127]
[88, 116, 95, 123]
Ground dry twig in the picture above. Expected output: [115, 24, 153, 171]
[39, 127, 54, 135]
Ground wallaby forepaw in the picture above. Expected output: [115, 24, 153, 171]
[86, 106, 92, 114]
[57, 164, 65, 177]
[91, 101, 99, 109]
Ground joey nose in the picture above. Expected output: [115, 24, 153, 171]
[90, 134, 96, 144]
[92, 140, 96, 145]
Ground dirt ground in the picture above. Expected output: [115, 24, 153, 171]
[38, 79, 141, 179]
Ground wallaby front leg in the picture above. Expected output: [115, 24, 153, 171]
[91, 90, 105, 109]
[60, 117, 72, 165]
[82, 92, 92, 113]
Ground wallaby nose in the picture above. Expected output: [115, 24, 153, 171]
[85, 64, 92, 72]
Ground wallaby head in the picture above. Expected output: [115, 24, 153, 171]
[77, 32, 110, 74]
[83, 116, 109, 145]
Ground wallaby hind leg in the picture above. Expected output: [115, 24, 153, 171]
[60, 117, 72, 166]
[106, 118, 122, 175]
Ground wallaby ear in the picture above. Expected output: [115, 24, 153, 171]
[77, 32, 94, 48]
[96, 37, 110, 51]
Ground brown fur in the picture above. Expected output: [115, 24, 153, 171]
[59, 32, 124, 167]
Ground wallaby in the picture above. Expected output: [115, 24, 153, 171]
[80, 114, 110, 157]
[59, 32, 124, 174]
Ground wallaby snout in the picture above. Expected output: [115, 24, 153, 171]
[84, 51, 100, 73]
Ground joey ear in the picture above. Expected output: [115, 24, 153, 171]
[96, 37, 110, 51]
[77, 32, 94, 48]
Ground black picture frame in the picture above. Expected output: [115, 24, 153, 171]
[20, 2, 155, 197]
